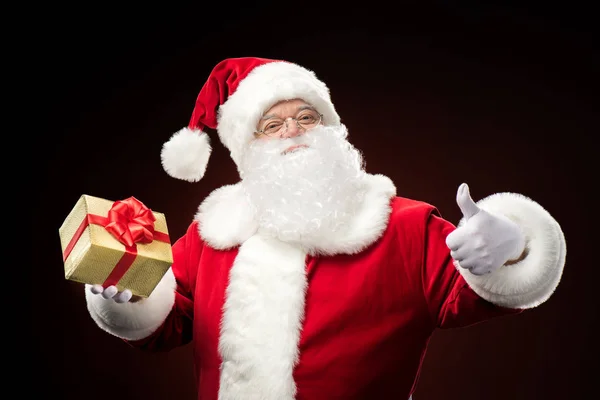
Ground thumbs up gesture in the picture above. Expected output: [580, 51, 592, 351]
[445, 183, 526, 276]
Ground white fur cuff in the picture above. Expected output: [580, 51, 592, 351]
[84, 268, 177, 341]
[456, 192, 566, 309]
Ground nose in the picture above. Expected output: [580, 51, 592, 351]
[280, 117, 303, 138]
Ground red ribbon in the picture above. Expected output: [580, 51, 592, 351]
[63, 197, 170, 288]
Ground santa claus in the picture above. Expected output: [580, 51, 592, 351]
[84, 57, 566, 400]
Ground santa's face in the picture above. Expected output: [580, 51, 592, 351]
[253, 99, 322, 151]
[239, 99, 368, 244]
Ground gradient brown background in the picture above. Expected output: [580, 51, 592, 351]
[27, 1, 596, 399]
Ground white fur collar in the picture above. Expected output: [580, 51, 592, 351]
[195, 173, 397, 255]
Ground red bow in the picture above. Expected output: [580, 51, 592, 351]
[104, 197, 156, 247]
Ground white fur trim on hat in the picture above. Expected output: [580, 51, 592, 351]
[217, 61, 341, 169]
[161, 128, 212, 182]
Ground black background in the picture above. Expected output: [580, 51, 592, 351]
[25, 1, 596, 398]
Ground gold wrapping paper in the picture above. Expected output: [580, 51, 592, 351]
[58, 194, 173, 297]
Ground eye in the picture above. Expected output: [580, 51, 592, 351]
[266, 121, 283, 129]
[261, 120, 284, 134]
[297, 111, 318, 122]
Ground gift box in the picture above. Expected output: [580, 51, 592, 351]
[59, 194, 173, 298]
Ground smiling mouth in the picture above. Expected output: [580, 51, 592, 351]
[282, 144, 309, 155]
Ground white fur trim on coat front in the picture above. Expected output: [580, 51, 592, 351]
[196, 173, 395, 398]
[455, 192, 566, 309]
[217, 61, 341, 170]
[218, 234, 308, 400]
[84, 268, 177, 341]
[195, 173, 397, 256]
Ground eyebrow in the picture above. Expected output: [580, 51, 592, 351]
[260, 105, 316, 120]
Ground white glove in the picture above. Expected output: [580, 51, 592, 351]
[445, 183, 526, 276]
[89, 284, 135, 303]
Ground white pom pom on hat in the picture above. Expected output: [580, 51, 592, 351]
[160, 57, 341, 182]
[160, 128, 211, 182]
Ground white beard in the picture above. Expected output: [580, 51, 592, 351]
[239, 124, 368, 245]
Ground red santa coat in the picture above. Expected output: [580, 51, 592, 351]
[85, 174, 566, 400]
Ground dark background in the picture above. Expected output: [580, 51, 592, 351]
[26, 1, 596, 399]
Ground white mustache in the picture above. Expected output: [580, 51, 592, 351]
[256, 136, 312, 155]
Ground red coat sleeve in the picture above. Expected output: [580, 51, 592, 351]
[125, 221, 203, 351]
[421, 211, 522, 329]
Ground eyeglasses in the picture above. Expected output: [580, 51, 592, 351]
[255, 109, 323, 138]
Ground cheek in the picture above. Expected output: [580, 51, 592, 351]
[257, 135, 279, 142]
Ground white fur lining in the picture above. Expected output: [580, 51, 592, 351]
[196, 173, 397, 255]
[218, 233, 308, 400]
[196, 183, 258, 251]
[216, 61, 341, 170]
[455, 192, 566, 309]
[84, 268, 177, 341]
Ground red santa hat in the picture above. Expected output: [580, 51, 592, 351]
[160, 57, 342, 182]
